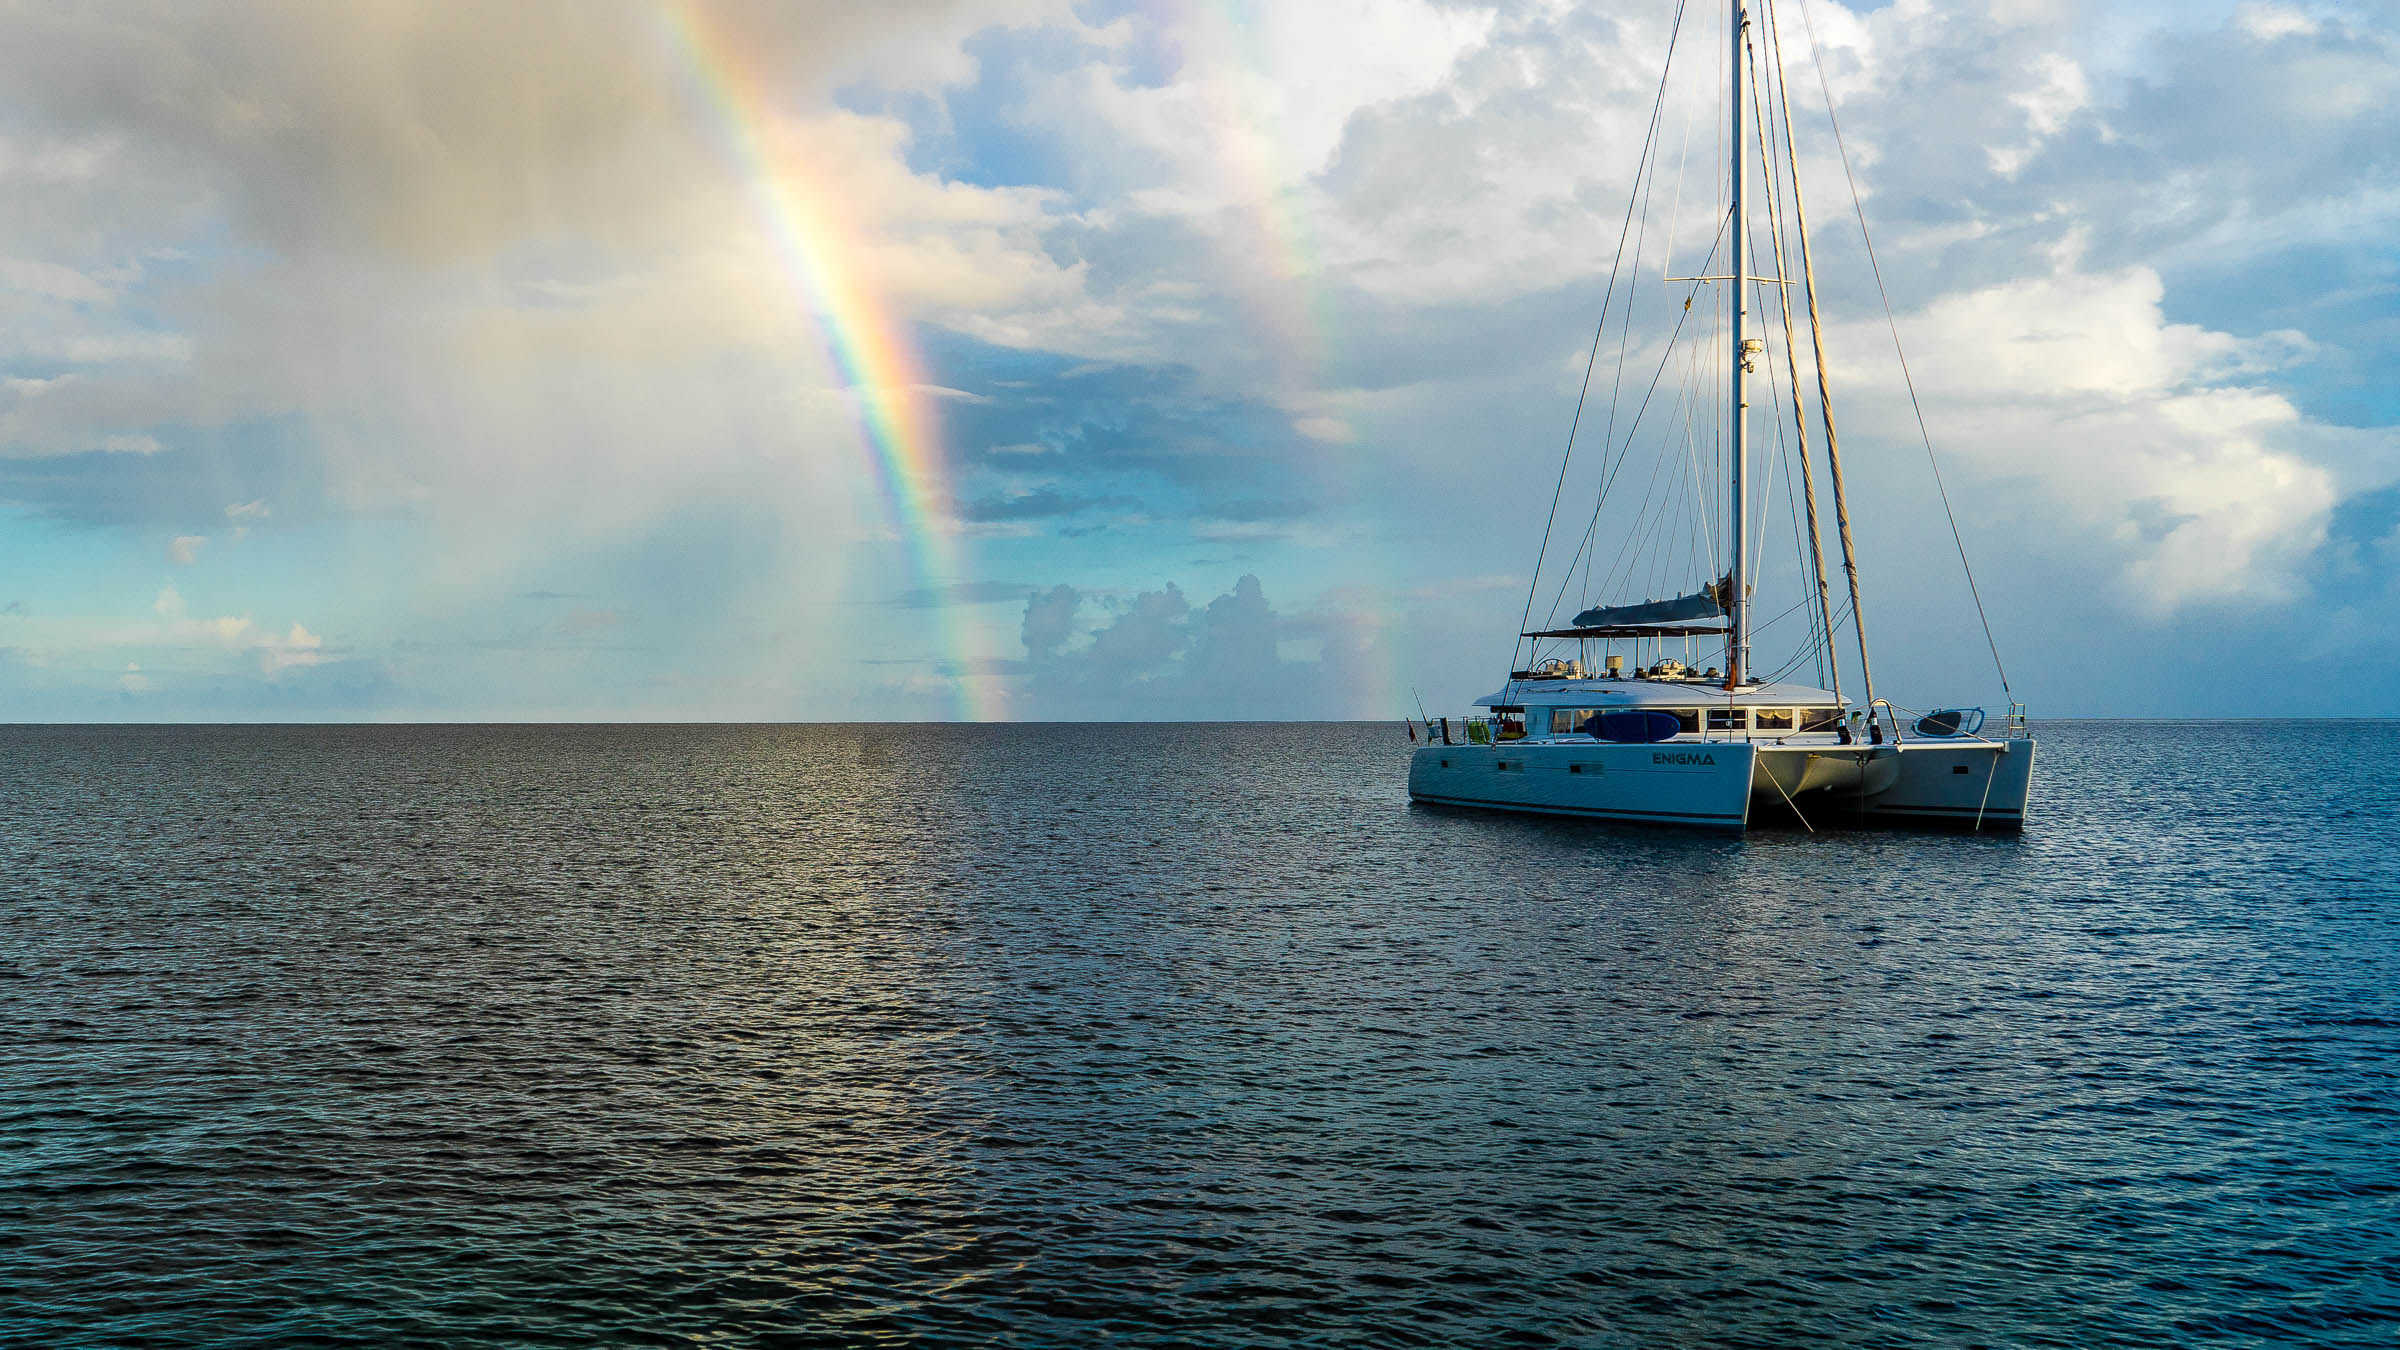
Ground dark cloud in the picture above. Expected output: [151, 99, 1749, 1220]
[1019, 583, 1079, 661]
[1083, 584, 1191, 673]
[0, 1, 1015, 265]
[1011, 573, 1366, 718]
[2126, 498, 2201, 545]
[925, 331, 1330, 509]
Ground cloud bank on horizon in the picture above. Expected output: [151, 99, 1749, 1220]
[0, 0, 2391, 719]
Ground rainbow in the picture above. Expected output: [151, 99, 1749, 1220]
[659, 1, 1001, 720]
[1179, 0, 1334, 382]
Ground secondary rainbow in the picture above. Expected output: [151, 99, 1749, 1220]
[1181, 1, 1405, 715]
[1179, 0, 1333, 378]
[660, 1, 1000, 719]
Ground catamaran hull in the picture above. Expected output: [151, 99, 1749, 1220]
[1407, 742, 1757, 830]
[1859, 738, 2034, 829]
[1409, 737, 2035, 832]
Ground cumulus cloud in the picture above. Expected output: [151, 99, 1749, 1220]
[253, 623, 326, 674]
[0, 0, 2392, 716]
[1834, 262, 2374, 613]
[1012, 573, 1372, 717]
[1020, 582, 1080, 662]
[124, 583, 335, 675]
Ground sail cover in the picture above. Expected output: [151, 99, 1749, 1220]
[1569, 575, 1729, 629]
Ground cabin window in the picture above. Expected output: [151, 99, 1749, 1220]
[1665, 709, 1700, 734]
[1799, 707, 1845, 733]
[1493, 706, 1527, 740]
[1754, 708, 1796, 732]
[1550, 708, 1600, 735]
[1706, 708, 1745, 731]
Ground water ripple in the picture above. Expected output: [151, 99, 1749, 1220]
[2, 721, 2396, 1346]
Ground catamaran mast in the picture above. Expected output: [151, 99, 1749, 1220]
[1726, 0, 1751, 691]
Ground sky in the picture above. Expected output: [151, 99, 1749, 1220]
[0, 0, 2393, 721]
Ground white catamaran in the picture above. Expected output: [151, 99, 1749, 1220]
[1410, 0, 2034, 831]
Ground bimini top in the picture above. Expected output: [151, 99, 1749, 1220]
[1474, 675, 1845, 710]
[1528, 579, 1730, 636]
[1522, 621, 1731, 639]
[1525, 578, 1735, 638]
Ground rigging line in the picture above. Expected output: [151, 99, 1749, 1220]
[1590, 335, 1706, 608]
[1688, 409, 1712, 587]
[1769, 0, 1874, 711]
[1793, 0, 2012, 700]
[1542, 350, 1691, 633]
[1754, 300, 1810, 646]
[1758, 645, 1814, 686]
[1558, 312, 1709, 629]
[1607, 419, 1687, 614]
[1763, 593, 1853, 682]
[1748, 591, 1815, 640]
[1757, 128, 1830, 689]
[1661, 431, 1698, 601]
[1745, 217, 1785, 587]
[1582, 76, 1685, 614]
[1590, 118, 1669, 608]
[1523, 75, 1684, 655]
[1762, 334, 1823, 679]
[1511, 0, 1689, 666]
[1579, 71, 1717, 615]
[1583, 352, 1682, 609]
[1783, 446, 1830, 684]
[1663, 8, 1702, 285]
[1712, 247, 1727, 556]
[1758, 642, 1820, 687]
[1747, 13, 1840, 699]
[1755, 627, 1817, 684]
[1679, 350, 1719, 588]
[1625, 402, 1697, 607]
[1592, 12, 1686, 557]
[1581, 343, 1704, 616]
[1559, 236, 1722, 618]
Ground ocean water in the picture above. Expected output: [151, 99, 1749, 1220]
[2, 720, 2395, 1348]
